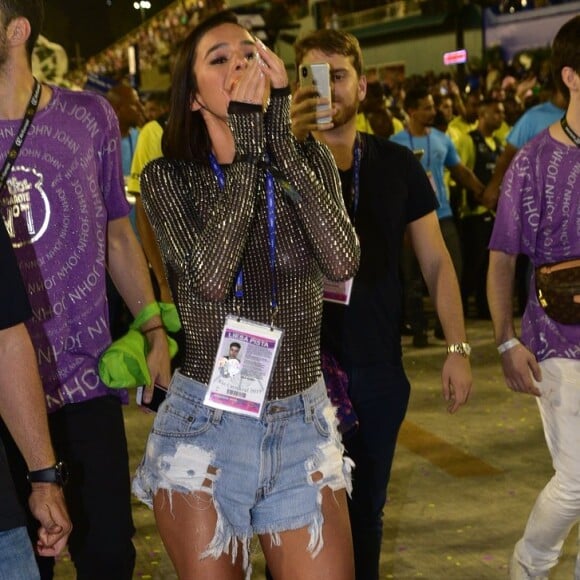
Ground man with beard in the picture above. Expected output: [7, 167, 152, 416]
[291, 29, 473, 580]
[391, 86, 485, 345]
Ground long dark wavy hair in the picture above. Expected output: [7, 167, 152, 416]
[162, 10, 243, 163]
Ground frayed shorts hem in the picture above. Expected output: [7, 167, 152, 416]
[132, 372, 352, 576]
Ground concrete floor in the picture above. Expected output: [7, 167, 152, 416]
[54, 318, 577, 579]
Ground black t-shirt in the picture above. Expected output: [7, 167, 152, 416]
[0, 220, 32, 531]
[322, 133, 438, 367]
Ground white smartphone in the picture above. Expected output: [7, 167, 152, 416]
[299, 62, 332, 125]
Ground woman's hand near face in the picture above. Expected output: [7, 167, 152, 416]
[255, 39, 288, 89]
[229, 57, 267, 106]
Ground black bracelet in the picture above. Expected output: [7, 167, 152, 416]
[27, 461, 69, 486]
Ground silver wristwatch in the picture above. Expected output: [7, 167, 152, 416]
[447, 342, 472, 358]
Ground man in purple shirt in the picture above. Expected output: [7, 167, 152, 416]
[487, 14, 580, 580]
[0, 1, 171, 578]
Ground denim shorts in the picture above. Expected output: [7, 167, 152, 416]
[133, 371, 352, 576]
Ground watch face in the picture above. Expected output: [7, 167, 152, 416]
[449, 343, 471, 357]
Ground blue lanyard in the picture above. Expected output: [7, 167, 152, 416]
[407, 129, 431, 168]
[129, 130, 137, 160]
[350, 132, 362, 224]
[209, 153, 279, 318]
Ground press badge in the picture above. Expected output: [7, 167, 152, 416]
[323, 277, 353, 305]
[204, 315, 283, 419]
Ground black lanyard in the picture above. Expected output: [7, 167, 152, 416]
[561, 115, 580, 148]
[0, 78, 42, 192]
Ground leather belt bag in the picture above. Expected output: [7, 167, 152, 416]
[535, 258, 580, 325]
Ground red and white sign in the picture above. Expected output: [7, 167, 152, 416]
[443, 49, 468, 66]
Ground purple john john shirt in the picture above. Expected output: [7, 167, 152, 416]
[0, 85, 130, 411]
[489, 128, 580, 361]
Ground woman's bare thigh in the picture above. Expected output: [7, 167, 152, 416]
[153, 489, 245, 580]
[259, 486, 354, 580]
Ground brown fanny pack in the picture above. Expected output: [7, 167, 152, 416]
[535, 258, 580, 325]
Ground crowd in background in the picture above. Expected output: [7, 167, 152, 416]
[63, 0, 225, 88]
[359, 49, 554, 140]
[58, 0, 574, 91]
[354, 47, 559, 324]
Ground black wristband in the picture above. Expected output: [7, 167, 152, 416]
[228, 101, 262, 115]
[27, 461, 69, 486]
[271, 86, 291, 97]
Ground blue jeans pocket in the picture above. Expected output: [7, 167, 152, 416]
[152, 396, 213, 438]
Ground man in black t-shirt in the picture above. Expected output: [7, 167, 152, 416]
[292, 30, 473, 580]
[0, 221, 71, 576]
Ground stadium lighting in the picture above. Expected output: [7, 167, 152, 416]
[133, 1, 151, 22]
[133, 1, 152, 11]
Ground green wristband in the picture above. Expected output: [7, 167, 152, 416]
[131, 302, 162, 331]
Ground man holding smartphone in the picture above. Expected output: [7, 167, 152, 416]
[291, 29, 473, 580]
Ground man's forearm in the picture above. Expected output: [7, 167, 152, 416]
[451, 164, 485, 201]
[107, 216, 160, 327]
[410, 212, 467, 343]
[487, 250, 518, 344]
[0, 324, 56, 471]
[107, 216, 172, 387]
[481, 144, 518, 209]
[134, 197, 172, 303]
[423, 253, 467, 343]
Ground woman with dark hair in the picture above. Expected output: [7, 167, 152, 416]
[133, 10, 359, 580]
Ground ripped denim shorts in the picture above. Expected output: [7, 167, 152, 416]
[132, 370, 353, 578]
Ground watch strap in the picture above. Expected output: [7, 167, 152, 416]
[27, 461, 67, 486]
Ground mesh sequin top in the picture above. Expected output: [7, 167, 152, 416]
[141, 88, 360, 399]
